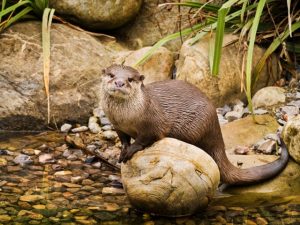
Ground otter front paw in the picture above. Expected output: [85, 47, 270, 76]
[118, 144, 143, 163]
[118, 148, 137, 163]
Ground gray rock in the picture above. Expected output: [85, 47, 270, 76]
[234, 146, 250, 155]
[256, 139, 276, 154]
[102, 130, 118, 140]
[13, 154, 33, 166]
[49, 0, 143, 30]
[225, 111, 243, 122]
[61, 123, 72, 133]
[93, 107, 105, 118]
[71, 126, 89, 133]
[176, 34, 280, 107]
[216, 104, 231, 116]
[217, 114, 228, 125]
[287, 100, 300, 108]
[100, 117, 111, 126]
[102, 125, 113, 131]
[265, 133, 279, 142]
[119, 47, 173, 84]
[39, 154, 55, 164]
[252, 87, 286, 109]
[0, 22, 113, 130]
[280, 105, 299, 120]
[88, 116, 101, 134]
[282, 115, 300, 163]
[278, 119, 287, 126]
[254, 109, 268, 115]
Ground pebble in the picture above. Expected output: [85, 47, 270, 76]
[39, 154, 55, 164]
[217, 114, 228, 125]
[102, 125, 113, 131]
[21, 148, 36, 155]
[0, 215, 12, 222]
[0, 158, 7, 167]
[254, 109, 268, 115]
[72, 126, 89, 133]
[287, 100, 300, 108]
[7, 165, 22, 172]
[102, 187, 125, 195]
[225, 110, 243, 122]
[54, 171, 73, 176]
[19, 195, 45, 202]
[280, 105, 299, 120]
[88, 116, 102, 134]
[61, 123, 72, 132]
[102, 131, 118, 140]
[100, 117, 111, 126]
[216, 104, 231, 116]
[234, 146, 250, 155]
[0, 149, 9, 155]
[256, 217, 268, 225]
[256, 139, 276, 154]
[93, 107, 105, 118]
[62, 183, 82, 188]
[13, 154, 33, 166]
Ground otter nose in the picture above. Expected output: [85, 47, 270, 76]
[115, 80, 125, 88]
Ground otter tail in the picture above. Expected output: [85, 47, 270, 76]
[214, 137, 289, 185]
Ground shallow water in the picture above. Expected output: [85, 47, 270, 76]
[0, 131, 299, 225]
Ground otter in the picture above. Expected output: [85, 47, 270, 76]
[100, 64, 289, 185]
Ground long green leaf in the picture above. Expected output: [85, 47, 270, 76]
[245, 0, 267, 117]
[0, 0, 7, 22]
[287, 0, 292, 37]
[134, 22, 207, 66]
[253, 21, 300, 84]
[3, 6, 32, 29]
[0, 0, 31, 18]
[240, 0, 248, 23]
[159, 2, 220, 12]
[42, 7, 55, 124]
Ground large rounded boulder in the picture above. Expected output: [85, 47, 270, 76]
[49, 0, 143, 30]
[121, 138, 220, 216]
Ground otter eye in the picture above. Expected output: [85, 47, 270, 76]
[107, 73, 114, 78]
[128, 78, 134, 82]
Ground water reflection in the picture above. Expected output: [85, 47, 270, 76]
[0, 131, 299, 224]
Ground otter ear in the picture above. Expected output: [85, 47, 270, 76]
[140, 75, 145, 81]
[102, 68, 106, 74]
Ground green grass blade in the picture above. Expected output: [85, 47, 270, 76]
[0, 0, 7, 22]
[287, 0, 292, 37]
[245, 0, 267, 116]
[240, 0, 248, 23]
[209, 33, 215, 74]
[253, 21, 300, 84]
[0, 0, 31, 18]
[42, 7, 55, 124]
[211, 8, 227, 76]
[3, 6, 32, 29]
[159, 2, 220, 12]
[134, 22, 206, 66]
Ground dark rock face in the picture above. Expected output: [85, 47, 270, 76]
[49, 0, 143, 30]
[0, 21, 113, 130]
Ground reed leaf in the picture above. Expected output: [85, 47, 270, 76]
[134, 22, 206, 67]
[0, 0, 6, 22]
[245, 0, 267, 116]
[253, 21, 300, 84]
[2, 6, 32, 29]
[42, 7, 55, 124]
[0, 0, 31, 18]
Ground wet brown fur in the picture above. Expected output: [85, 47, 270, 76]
[100, 64, 289, 185]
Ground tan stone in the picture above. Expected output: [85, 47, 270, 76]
[121, 138, 220, 216]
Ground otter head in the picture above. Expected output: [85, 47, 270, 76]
[101, 64, 145, 99]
